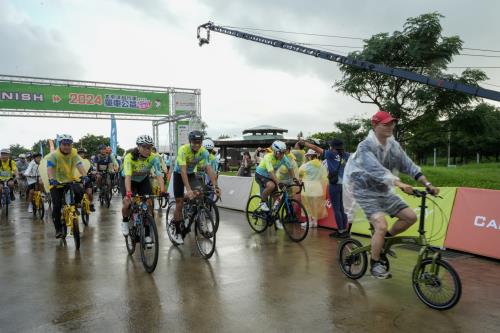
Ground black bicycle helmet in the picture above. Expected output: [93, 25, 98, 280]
[78, 147, 87, 154]
[188, 130, 204, 142]
[32, 152, 42, 158]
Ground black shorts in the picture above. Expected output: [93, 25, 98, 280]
[173, 172, 201, 199]
[27, 183, 37, 191]
[119, 176, 152, 197]
[255, 173, 273, 194]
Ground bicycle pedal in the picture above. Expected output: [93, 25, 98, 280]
[385, 249, 397, 258]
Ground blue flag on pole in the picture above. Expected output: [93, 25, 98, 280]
[110, 115, 117, 155]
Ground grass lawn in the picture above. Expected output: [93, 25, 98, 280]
[220, 163, 500, 190]
[400, 163, 500, 190]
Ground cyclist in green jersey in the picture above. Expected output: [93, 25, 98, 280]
[120, 135, 167, 241]
[171, 131, 220, 244]
[255, 140, 298, 212]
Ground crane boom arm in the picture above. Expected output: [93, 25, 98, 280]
[197, 22, 500, 102]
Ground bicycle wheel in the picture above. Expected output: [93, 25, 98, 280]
[102, 184, 109, 208]
[413, 258, 461, 310]
[39, 201, 45, 219]
[81, 204, 89, 226]
[125, 225, 137, 255]
[72, 215, 80, 250]
[195, 208, 216, 259]
[245, 195, 268, 233]
[139, 214, 159, 273]
[205, 198, 220, 233]
[280, 198, 309, 242]
[32, 199, 38, 217]
[338, 238, 368, 279]
[161, 196, 168, 209]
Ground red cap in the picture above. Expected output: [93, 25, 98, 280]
[371, 110, 397, 125]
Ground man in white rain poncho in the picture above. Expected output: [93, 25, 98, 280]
[298, 150, 328, 228]
[343, 110, 439, 279]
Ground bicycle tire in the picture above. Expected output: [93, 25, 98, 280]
[32, 199, 38, 217]
[280, 198, 309, 242]
[39, 201, 45, 219]
[165, 202, 182, 246]
[125, 226, 137, 255]
[139, 214, 159, 273]
[73, 215, 80, 250]
[195, 208, 216, 259]
[245, 195, 268, 233]
[161, 196, 168, 209]
[165, 202, 175, 227]
[81, 205, 89, 226]
[205, 198, 220, 233]
[413, 258, 462, 310]
[338, 238, 368, 279]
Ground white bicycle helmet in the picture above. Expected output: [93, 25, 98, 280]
[202, 139, 214, 150]
[18, 153, 26, 158]
[271, 140, 286, 153]
[136, 135, 154, 146]
[0, 148, 11, 154]
[59, 134, 73, 143]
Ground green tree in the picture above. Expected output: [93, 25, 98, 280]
[9, 144, 30, 157]
[335, 12, 487, 142]
[32, 139, 52, 156]
[217, 134, 231, 139]
[74, 134, 124, 156]
[310, 118, 370, 151]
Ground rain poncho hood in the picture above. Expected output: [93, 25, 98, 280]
[343, 130, 421, 222]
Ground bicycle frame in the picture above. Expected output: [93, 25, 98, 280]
[346, 191, 443, 277]
[265, 183, 303, 224]
[130, 196, 154, 227]
[61, 185, 78, 228]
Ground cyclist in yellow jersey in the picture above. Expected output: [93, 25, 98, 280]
[170, 131, 220, 244]
[0, 148, 19, 202]
[120, 135, 167, 240]
[46, 134, 89, 238]
[255, 141, 298, 212]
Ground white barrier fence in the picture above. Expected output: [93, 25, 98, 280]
[217, 175, 254, 211]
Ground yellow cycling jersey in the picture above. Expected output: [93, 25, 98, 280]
[0, 159, 17, 181]
[46, 148, 84, 184]
[174, 144, 209, 174]
[121, 152, 162, 182]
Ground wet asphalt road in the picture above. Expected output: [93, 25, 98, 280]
[0, 196, 499, 332]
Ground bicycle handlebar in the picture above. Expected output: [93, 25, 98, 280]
[411, 189, 442, 199]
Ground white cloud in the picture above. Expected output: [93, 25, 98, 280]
[0, 0, 499, 152]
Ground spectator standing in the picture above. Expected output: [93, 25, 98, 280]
[237, 151, 253, 177]
[301, 138, 350, 238]
[298, 149, 328, 228]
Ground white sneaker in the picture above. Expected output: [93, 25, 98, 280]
[121, 222, 129, 236]
[259, 202, 270, 212]
[276, 220, 283, 230]
[173, 232, 184, 245]
[145, 236, 153, 249]
[28, 203, 33, 213]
